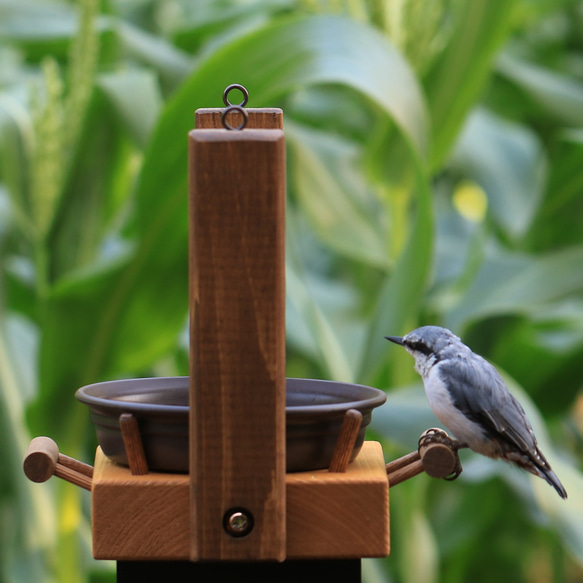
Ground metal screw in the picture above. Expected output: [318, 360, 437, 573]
[223, 508, 254, 537]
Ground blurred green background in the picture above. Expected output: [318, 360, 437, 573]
[1, 0, 583, 581]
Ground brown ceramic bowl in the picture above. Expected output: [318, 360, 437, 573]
[75, 377, 386, 473]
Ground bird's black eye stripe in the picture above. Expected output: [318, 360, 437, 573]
[407, 340, 433, 356]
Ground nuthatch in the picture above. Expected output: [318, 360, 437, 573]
[386, 325, 567, 499]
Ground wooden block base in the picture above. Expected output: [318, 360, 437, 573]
[92, 442, 389, 561]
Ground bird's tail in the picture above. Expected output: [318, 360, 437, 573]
[540, 467, 568, 500]
[528, 446, 568, 499]
[515, 446, 568, 499]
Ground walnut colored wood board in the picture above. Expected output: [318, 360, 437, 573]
[188, 126, 286, 561]
[91, 442, 389, 561]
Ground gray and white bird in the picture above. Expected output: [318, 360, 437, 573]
[386, 325, 567, 499]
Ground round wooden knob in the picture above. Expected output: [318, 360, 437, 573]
[420, 442, 457, 478]
[23, 436, 59, 483]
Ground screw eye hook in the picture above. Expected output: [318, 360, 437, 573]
[221, 84, 249, 130]
[223, 84, 249, 108]
[221, 105, 249, 131]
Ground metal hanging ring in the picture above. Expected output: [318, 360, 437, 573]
[222, 105, 249, 131]
[223, 84, 249, 107]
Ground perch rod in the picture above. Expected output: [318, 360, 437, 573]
[386, 428, 463, 487]
[23, 436, 93, 491]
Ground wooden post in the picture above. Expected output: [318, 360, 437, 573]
[188, 118, 286, 560]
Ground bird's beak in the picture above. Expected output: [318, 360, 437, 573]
[385, 336, 404, 345]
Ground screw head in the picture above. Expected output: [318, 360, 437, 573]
[223, 508, 254, 537]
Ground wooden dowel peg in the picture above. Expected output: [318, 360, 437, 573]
[58, 453, 94, 479]
[387, 459, 424, 487]
[119, 413, 149, 475]
[23, 436, 93, 491]
[385, 451, 420, 476]
[54, 464, 93, 491]
[329, 409, 363, 473]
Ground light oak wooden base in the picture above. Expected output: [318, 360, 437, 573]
[92, 442, 389, 561]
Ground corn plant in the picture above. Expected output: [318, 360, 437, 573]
[1, 0, 583, 581]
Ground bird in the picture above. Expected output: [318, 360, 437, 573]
[386, 325, 567, 499]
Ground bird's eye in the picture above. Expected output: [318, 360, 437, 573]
[408, 341, 432, 356]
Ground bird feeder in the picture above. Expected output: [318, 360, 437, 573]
[23, 86, 463, 582]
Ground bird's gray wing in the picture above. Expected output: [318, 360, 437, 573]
[438, 355, 537, 453]
[438, 353, 568, 498]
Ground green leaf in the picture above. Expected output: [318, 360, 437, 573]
[48, 90, 136, 277]
[287, 122, 389, 268]
[356, 167, 433, 385]
[450, 108, 546, 239]
[390, 478, 439, 583]
[171, 0, 291, 56]
[498, 53, 583, 127]
[490, 318, 583, 415]
[0, 0, 76, 42]
[446, 245, 583, 331]
[424, 0, 517, 169]
[527, 130, 583, 250]
[286, 261, 357, 382]
[115, 21, 192, 91]
[97, 69, 163, 148]
[544, 130, 583, 213]
[0, 0, 109, 63]
[0, 93, 35, 237]
[285, 208, 367, 381]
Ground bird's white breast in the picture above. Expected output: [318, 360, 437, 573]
[422, 364, 491, 453]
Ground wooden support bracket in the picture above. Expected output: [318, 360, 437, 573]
[329, 409, 363, 473]
[119, 413, 149, 475]
[90, 441, 389, 561]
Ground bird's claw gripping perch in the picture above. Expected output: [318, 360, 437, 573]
[385, 428, 464, 487]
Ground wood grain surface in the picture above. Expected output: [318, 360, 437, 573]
[188, 124, 286, 561]
[91, 442, 389, 560]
